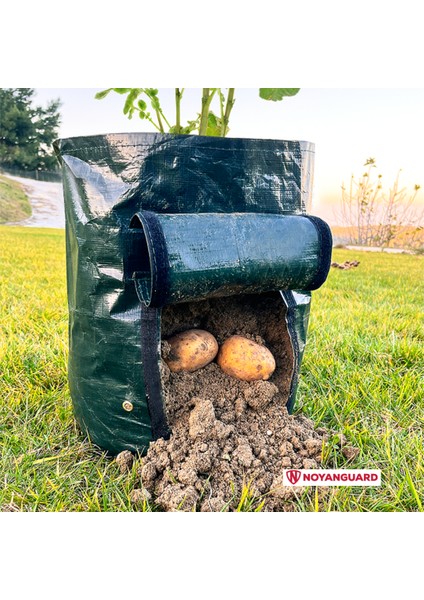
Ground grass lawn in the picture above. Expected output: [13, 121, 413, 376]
[0, 226, 423, 511]
[0, 175, 31, 224]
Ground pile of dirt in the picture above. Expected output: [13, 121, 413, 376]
[121, 294, 354, 512]
[331, 260, 360, 270]
[137, 384, 329, 512]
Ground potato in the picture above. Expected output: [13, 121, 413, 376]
[164, 329, 218, 373]
[217, 335, 276, 382]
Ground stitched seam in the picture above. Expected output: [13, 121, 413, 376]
[61, 145, 306, 155]
[143, 217, 158, 302]
[301, 215, 332, 290]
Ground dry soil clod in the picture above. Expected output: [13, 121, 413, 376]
[115, 450, 134, 474]
[331, 260, 360, 270]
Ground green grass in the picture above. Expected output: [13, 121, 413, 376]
[0, 175, 31, 224]
[0, 227, 423, 511]
[298, 249, 424, 511]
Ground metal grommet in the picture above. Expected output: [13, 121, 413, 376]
[122, 401, 134, 412]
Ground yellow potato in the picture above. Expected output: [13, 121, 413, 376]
[217, 335, 276, 382]
[164, 329, 218, 373]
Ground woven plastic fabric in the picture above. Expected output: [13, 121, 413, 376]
[54, 133, 330, 454]
[130, 211, 332, 307]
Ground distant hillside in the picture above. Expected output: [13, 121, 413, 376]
[0, 175, 31, 224]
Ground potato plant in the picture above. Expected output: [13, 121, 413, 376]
[95, 88, 300, 137]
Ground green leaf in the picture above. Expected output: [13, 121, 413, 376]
[113, 88, 132, 94]
[180, 116, 200, 135]
[123, 89, 141, 115]
[95, 89, 113, 100]
[150, 95, 160, 111]
[259, 88, 300, 101]
[206, 111, 223, 137]
[138, 99, 147, 111]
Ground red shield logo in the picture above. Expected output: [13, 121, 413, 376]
[286, 469, 302, 485]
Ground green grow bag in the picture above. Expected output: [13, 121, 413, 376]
[54, 133, 332, 455]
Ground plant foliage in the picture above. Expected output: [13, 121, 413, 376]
[95, 88, 300, 136]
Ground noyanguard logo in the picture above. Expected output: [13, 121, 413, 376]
[283, 469, 381, 487]
[286, 469, 302, 485]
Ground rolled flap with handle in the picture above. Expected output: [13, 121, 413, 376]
[130, 211, 332, 307]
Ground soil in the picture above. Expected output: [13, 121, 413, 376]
[331, 260, 360, 270]
[115, 450, 134, 474]
[121, 294, 352, 512]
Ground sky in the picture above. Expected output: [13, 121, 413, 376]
[34, 88, 424, 224]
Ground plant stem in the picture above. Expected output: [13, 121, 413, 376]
[218, 89, 225, 128]
[145, 115, 162, 132]
[153, 102, 171, 131]
[199, 88, 216, 135]
[175, 88, 182, 134]
[199, 88, 210, 135]
[160, 109, 171, 130]
[143, 88, 171, 133]
[155, 109, 165, 133]
[222, 88, 235, 137]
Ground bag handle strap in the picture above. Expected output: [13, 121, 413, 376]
[139, 305, 171, 441]
[123, 212, 170, 441]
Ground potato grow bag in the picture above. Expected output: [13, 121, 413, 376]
[54, 133, 332, 455]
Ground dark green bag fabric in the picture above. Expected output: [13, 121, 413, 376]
[54, 133, 332, 455]
[130, 211, 331, 307]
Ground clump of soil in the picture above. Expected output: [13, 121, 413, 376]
[331, 260, 360, 270]
[124, 294, 352, 512]
[115, 450, 134, 474]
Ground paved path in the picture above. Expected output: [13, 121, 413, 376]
[7, 176, 64, 229]
[345, 245, 413, 254]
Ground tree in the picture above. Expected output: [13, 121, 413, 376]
[0, 88, 61, 170]
[338, 158, 423, 250]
